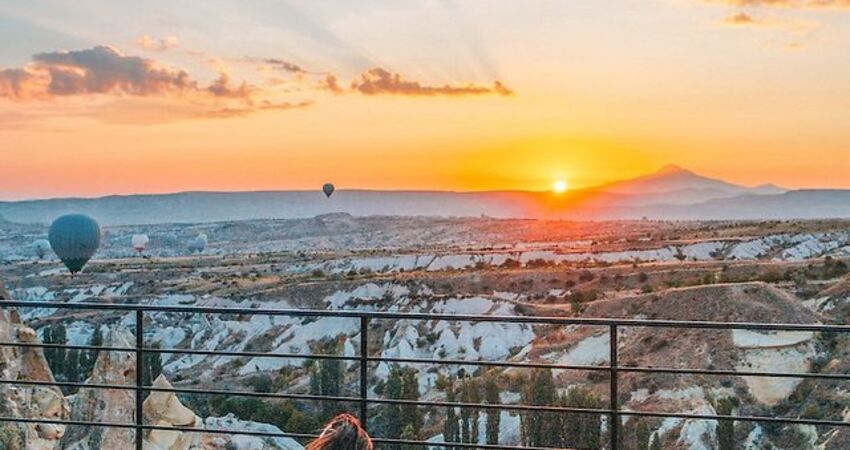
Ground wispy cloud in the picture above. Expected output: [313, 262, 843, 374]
[260, 58, 308, 74]
[721, 11, 820, 33]
[711, 0, 850, 8]
[722, 12, 820, 41]
[0, 45, 302, 122]
[724, 11, 758, 23]
[135, 35, 179, 52]
[205, 100, 313, 118]
[347, 67, 512, 97]
[1, 44, 514, 126]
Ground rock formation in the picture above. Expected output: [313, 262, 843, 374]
[60, 328, 137, 450]
[142, 376, 202, 450]
[0, 276, 69, 450]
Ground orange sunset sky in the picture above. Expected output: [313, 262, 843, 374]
[1, 1, 850, 200]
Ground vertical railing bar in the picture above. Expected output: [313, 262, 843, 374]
[609, 324, 619, 450]
[135, 309, 144, 450]
[359, 316, 369, 431]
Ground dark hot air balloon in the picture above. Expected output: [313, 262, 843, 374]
[48, 214, 101, 274]
[322, 183, 335, 198]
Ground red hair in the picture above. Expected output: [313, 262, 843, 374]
[306, 414, 373, 450]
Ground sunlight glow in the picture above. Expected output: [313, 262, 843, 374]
[553, 179, 569, 193]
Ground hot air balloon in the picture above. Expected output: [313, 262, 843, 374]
[322, 183, 335, 198]
[48, 214, 101, 274]
[131, 234, 149, 255]
[32, 239, 51, 260]
[187, 233, 207, 253]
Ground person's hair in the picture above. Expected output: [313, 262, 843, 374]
[306, 414, 373, 450]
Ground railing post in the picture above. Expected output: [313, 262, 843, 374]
[359, 316, 369, 431]
[135, 309, 144, 450]
[609, 324, 619, 450]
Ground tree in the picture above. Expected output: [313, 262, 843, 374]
[520, 369, 557, 448]
[635, 419, 651, 450]
[81, 327, 103, 378]
[400, 369, 422, 440]
[400, 424, 419, 450]
[436, 375, 459, 450]
[379, 365, 422, 450]
[560, 387, 603, 449]
[458, 377, 481, 444]
[715, 397, 736, 450]
[484, 375, 501, 445]
[43, 324, 68, 381]
[141, 342, 163, 387]
[649, 434, 662, 450]
[65, 348, 81, 385]
[381, 365, 405, 450]
[309, 340, 343, 421]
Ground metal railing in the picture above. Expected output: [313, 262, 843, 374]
[2, 299, 850, 450]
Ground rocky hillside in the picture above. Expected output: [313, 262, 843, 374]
[0, 277, 303, 450]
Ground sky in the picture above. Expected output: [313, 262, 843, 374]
[1, 0, 849, 200]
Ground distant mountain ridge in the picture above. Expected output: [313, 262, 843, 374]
[598, 164, 784, 195]
[1, 167, 847, 225]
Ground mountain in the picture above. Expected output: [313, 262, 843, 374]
[597, 164, 784, 195]
[590, 165, 786, 205]
[633, 190, 850, 220]
[0, 166, 846, 224]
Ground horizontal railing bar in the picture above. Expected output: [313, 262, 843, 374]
[143, 346, 355, 361]
[0, 416, 319, 439]
[0, 342, 606, 372]
[6, 377, 850, 425]
[619, 410, 850, 428]
[0, 341, 135, 353]
[371, 436, 564, 450]
[619, 366, 850, 380]
[5, 300, 850, 332]
[4, 408, 849, 443]
[0, 416, 569, 450]
[7, 341, 848, 381]
[368, 355, 608, 371]
[0, 378, 607, 414]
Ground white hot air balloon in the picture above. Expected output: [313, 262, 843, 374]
[131, 234, 149, 255]
[32, 239, 51, 260]
[187, 233, 208, 254]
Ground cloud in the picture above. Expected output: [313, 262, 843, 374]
[320, 73, 343, 94]
[347, 67, 512, 97]
[135, 35, 179, 52]
[23, 46, 195, 97]
[720, 11, 820, 34]
[205, 100, 313, 118]
[724, 11, 757, 23]
[261, 58, 307, 74]
[0, 45, 313, 122]
[710, 0, 850, 8]
[0, 46, 256, 102]
[206, 73, 252, 99]
[0, 68, 49, 100]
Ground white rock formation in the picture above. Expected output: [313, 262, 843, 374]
[143, 376, 202, 450]
[0, 280, 69, 450]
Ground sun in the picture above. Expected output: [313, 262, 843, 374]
[553, 179, 569, 193]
